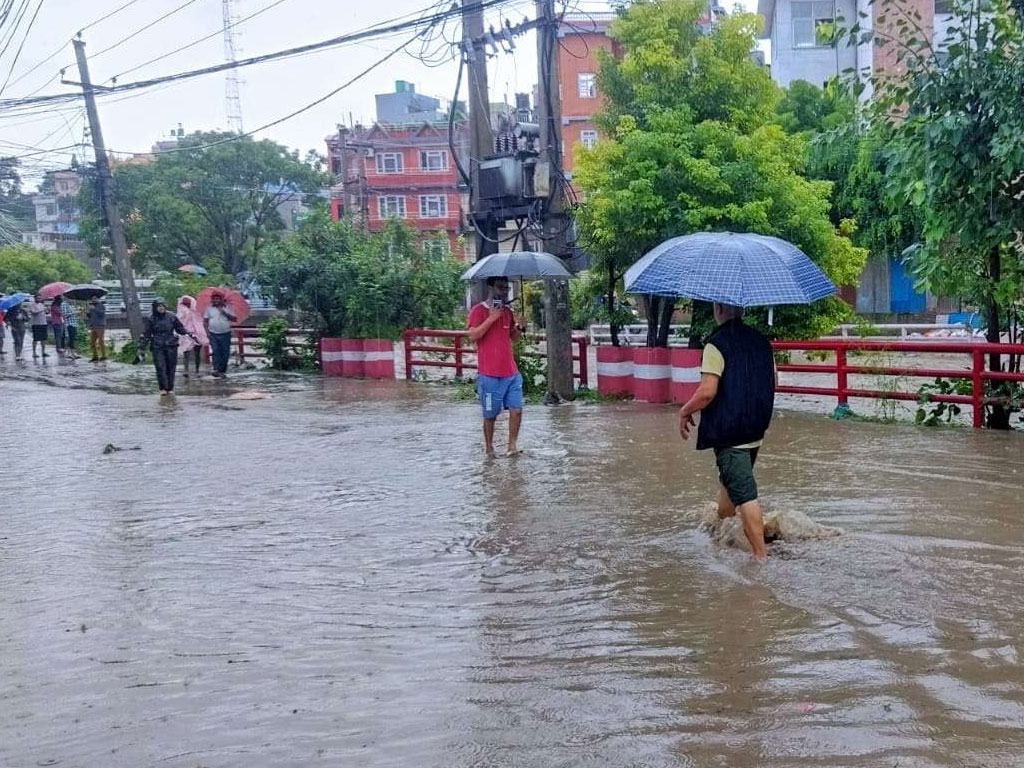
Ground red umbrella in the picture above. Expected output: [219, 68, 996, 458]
[195, 287, 251, 325]
[38, 282, 73, 300]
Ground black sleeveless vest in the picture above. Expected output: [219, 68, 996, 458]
[696, 319, 775, 451]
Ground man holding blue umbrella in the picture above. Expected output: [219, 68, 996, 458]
[679, 303, 775, 559]
[625, 232, 837, 559]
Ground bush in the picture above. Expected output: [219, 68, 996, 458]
[258, 211, 465, 339]
[255, 316, 294, 370]
[151, 272, 233, 309]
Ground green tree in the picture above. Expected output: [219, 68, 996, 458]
[776, 79, 855, 135]
[0, 245, 92, 294]
[576, 0, 865, 344]
[80, 133, 326, 276]
[875, 0, 1024, 426]
[257, 210, 464, 339]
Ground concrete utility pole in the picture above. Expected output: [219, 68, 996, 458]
[462, 0, 499, 268]
[73, 38, 143, 342]
[535, 0, 574, 402]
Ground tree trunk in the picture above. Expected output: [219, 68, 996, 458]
[985, 245, 1010, 429]
[644, 295, 660, 347]
[608, 269, 620, 347]
[655, 298, 675, 347]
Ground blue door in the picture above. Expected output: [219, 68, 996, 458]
[890, 257, 926, 313]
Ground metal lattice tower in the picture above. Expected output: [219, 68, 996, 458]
[222, 0, 244, 133]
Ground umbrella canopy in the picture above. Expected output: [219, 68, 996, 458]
[37, 281, 73, 301]
[460, 251, 573, 282]
[0, 292, 31, 311]
[195, 287, 251, 325]
[179, 264, 208, 275]
[624, 232, 836, 307]
[63, 284, 108, 301]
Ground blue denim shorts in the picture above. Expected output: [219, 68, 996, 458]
[477, 373, 524, 419]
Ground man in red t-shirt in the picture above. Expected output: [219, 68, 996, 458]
[467, 276, 525, 457]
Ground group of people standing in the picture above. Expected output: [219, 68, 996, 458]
[1, 295, 107, 361]
[139, 291, 236, 395]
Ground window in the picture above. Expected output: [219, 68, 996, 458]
[420, 150, 448, 171]
[378, 195, 406, 218]
[424, 238, 450, 259]
[580, 129, 598, 150]
[792, 1, 835, 47]
[934, 0, 953, 12]
[418, 195, 448, 219]
[578, 73, 597, 98]
[375, 152, 403, 174]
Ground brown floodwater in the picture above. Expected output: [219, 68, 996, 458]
[2, 360, 1024, 767]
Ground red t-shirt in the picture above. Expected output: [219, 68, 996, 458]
[468, 302, 518, 378]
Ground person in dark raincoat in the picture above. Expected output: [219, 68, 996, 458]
[139, 298, 198, 395]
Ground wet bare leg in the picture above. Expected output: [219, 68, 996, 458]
[737, 500, 767, 560]
[483, 418, 497, 458]
[716, 486, 736, 519]
[507, 409, 522, 455]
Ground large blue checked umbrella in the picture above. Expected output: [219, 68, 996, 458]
[625, 232, 836, 306]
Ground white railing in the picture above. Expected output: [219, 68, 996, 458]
[589, 324, 691, 346]
[825, 322, 984, 341]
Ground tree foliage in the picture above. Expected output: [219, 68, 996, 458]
[576, 0, 865, 343]
[80, 133, 326, 276]
[0, 245, 92, 294]
[257, 209, 465, 339]
[871, 0, 1024, 426]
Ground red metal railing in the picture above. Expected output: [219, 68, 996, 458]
[403, 329, 589, 385]
[228, 327, 310, 362]
[771, 340, 1024, 428]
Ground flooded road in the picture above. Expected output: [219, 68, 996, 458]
[2, 363, 1024, 767]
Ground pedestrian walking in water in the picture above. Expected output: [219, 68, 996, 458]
[5, 304, 27, 359]
[139, 299, 198, 396]
[203, 291, 235, 378]
[176, 296, 208, 378]
[86, 297, 107, 362]
[467, 276, 525, 458]
[63, 299, 80, 359]
[679, 303, 776, 559]
[28, 296, 48, 359]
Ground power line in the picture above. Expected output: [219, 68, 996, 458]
[91, 0, 203, 59]
[118, 28, 428, 156]
[0, 0, 46, 94]
[79, 0, 147, 34]
[59, 0, 514, 100]
[108, 0, 294, 82]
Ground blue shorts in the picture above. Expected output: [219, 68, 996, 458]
[477, 373, 524, 419]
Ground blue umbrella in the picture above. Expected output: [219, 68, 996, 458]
[0, 292, 31, 312]
[624, 232, 836, 307]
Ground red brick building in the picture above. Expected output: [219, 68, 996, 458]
[326, 120, 469, 258]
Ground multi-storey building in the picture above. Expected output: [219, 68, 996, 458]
[23, 169, 93, 268]
[758, 0, 960, 315]
[326, 82, 468, 257]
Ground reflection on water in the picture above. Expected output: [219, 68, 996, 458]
[2, 363, 1024, 767]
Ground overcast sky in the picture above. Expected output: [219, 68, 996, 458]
[2, 0, 753, 189]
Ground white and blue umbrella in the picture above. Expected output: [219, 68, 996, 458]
[625, 232, 836, 307]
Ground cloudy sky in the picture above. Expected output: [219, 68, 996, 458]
[1, 0, 752, 188]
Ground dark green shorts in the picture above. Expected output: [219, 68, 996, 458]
[714, 447, 760, 507]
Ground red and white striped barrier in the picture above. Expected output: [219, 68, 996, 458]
[320, 338, 346, 377]
[632, 348, 671, 403]
[596, 346, 633, 396]
[363, 340, 395, 379]
[670, 348, 702, 404]
[320, 338, 366, 377]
